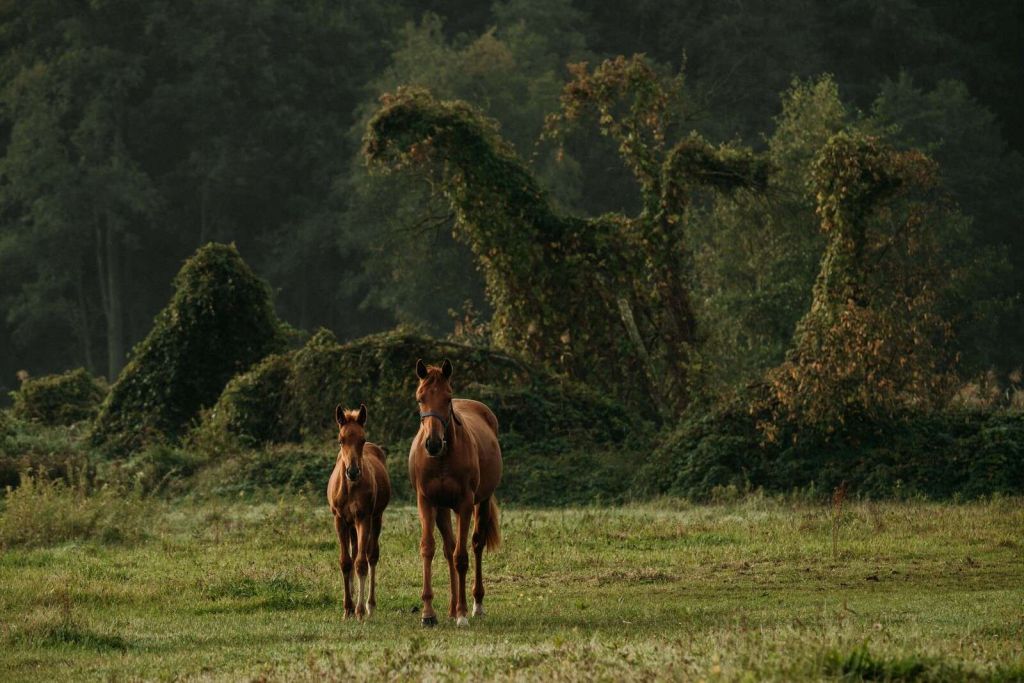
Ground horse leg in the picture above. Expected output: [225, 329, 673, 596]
[453, 496, 474, 627]
[367, 513, 382, 616]
[354, 517, 372, 619]
[417, 495, 438, 626]
[334, 515, 354, 619]
[436, 509, 457, 619]
[472, 498, 490, 617]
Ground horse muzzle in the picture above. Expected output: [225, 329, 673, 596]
[345, 466, 361, 481]
[425, 436, 445, 457]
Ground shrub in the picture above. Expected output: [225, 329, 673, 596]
[636, 399, 1024, 500]
[11, 368, 107, 425]
[201, 328, 536, 448]
[91, 243, 286, 454]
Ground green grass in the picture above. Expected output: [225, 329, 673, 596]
[1, 494, 1022, 681]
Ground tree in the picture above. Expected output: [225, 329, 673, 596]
[365, 56, 768, 416]
[761, 132, 956, 435]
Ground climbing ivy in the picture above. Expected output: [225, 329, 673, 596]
[364, 56, 769, 417]
[760, 132, 956, 436]
[91, 243, 287, 454]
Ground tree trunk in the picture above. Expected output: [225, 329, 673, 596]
[104, 217, 125, 381]
[75, 271, 96, 374]
[96, 217, 125, 382]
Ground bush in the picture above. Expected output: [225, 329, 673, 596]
[91, 243, 286, 454]
[0, 474, 148, 548]
[11, 368, 107, 425]
[193, 328, 652, 505]
[201, 328, 538, 448]
[636, 399, 1024, 500]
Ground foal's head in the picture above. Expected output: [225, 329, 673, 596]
[415, 358, 454, 457]
[335, 403, 368, 482]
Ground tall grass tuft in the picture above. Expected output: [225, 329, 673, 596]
[830, 480, 847, 559]
[0, 472, 149, 549]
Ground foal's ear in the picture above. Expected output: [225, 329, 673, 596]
[356, 403, 367, 426]
[441, 358, 453, 379]
[334, 404, 346, 426]
[416, 358, 428, 380]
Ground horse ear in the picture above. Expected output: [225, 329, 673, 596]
[416, 358, 428, 379]
[335, 404, 345, 426]
[357, 403, 367, 426]
[441, 358, 453, 379]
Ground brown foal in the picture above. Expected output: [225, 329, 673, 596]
[409, 359, 502, 627]
[327, 403, 391, 619]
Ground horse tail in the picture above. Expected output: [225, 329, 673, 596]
[479, 496, 501, 551]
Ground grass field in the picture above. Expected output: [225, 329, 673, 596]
[1, 491, 1022, 681]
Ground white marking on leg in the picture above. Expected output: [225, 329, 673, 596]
[456, 616, 470, 628]
[367, 566, 376, 615]
[473, 601, 485, 617]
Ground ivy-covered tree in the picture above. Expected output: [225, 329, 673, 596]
[364, 56, 769, 415]
[760, 132, 956, 435]
[91, 243, 286, 454]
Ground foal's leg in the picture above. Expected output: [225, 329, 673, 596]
[453, 495, 474, 627]
[417, 495, 438, 626]
[367, 513, 383, 616]
[334, 515, 354, 618]
[472, 498, 491, 617]
[354, 517, 372, 619]
[436, 509, 457, 619]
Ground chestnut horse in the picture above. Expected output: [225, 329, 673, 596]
[410, 359, 502, 627]
[327, 404, 391, 619]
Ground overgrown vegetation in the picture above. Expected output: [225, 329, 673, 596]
[10, 368, 108, 426]
[91, 243, 286, 454]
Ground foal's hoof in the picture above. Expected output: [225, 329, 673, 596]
[421, 615, 438, 627]
[456, 616, 470, 628]
[472, 602, 485, 617]
[343, 609, 355, 620]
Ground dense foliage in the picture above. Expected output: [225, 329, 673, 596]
[11, 368, 107, 426]
[1, 2, 1022, 504]
[199, 327, 635, 456]
[635, 405, 1024, 501]
[2, 0, 1021, 388]
[91, 244, 286, 454]
[365, 57, 768, 416]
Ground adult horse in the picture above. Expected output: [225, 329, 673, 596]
[328, 403, 391, 619]
[410, 358, 501, 627]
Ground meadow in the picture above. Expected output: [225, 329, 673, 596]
[1, 489, 1021, 681]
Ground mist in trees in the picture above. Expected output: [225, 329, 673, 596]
[2, 0, 1021, 405]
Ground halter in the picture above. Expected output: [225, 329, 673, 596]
[419, 402, 456, 453]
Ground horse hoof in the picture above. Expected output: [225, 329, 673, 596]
[421, 615, 438, 627]
[473, 602, 485, 617]
[366, 604, 375, 617]
[456, 616, 470, 628]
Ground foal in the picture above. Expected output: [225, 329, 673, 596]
[410, 359, 502, 627]
[327, 404, 391, 619]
